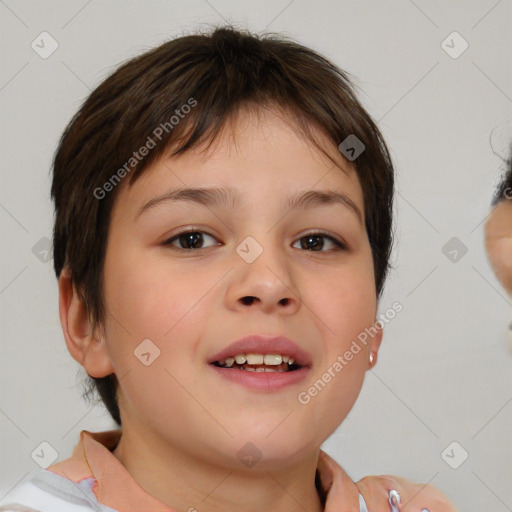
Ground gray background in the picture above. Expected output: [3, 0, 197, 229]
[1, 1, 511, 510]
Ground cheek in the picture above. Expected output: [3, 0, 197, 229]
[103, 247, 210, 340]
[297, 256, 375, 431]
[102, 254, 212, 428]
[485, 238, 512, 294]
[303, 254, 377, 343]
[100, 247, 217, 402]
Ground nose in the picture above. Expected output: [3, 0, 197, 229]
[226, 243, 300, 315]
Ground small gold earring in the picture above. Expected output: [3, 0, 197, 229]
[369, 353, 375, 366]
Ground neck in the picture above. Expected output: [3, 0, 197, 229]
[112, 426, 325, 512]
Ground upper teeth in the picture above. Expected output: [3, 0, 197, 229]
[219, 354, 295, 367]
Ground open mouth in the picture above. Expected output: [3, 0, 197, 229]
[211, 353, 303, 372]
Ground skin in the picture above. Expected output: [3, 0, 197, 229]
[59, 104, 385, 512]
[484, 199, 512, 296]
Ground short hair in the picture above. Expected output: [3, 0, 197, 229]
[51, 25, 395, 426]
[491, 143, 512, 206]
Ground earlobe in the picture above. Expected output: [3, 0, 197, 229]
[367, 321, 383, 369]
[58, 267, 115, 378]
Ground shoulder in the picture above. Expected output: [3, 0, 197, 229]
[0, 470, 117, 512]
[356, 474, 458, 511]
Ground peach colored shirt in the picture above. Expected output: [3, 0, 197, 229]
[0, 429, 368, 511]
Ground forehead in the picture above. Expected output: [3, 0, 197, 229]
[183, 104, 349, 170]
[113, 105, 364, 219]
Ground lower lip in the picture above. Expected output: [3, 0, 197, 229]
[209, 364, 310, 391]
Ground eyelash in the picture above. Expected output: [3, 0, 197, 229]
[162, 229, 347, 252]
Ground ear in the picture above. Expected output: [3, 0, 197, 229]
[58, 267, 115, 378]
[367, 320, 384, 369]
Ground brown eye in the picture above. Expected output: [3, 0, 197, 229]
[293, 233, 346, 252]
[163, 231, 219, 250]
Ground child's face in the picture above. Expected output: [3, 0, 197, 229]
[485, 199, 512, 296]
[91, 106, 381, 467]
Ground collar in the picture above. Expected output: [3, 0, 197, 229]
[47, 430, 362, 511]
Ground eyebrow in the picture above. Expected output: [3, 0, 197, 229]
[136, 186, 363, 225]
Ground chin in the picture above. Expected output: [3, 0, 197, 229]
[229, 429, 316, 469]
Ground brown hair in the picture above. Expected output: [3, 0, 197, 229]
[51, 24, 395, 426]
[491, 143, 512, 206]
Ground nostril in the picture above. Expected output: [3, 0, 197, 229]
[241, 296, 257, 305]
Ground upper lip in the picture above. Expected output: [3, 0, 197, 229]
[207, 334, 313, 367]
